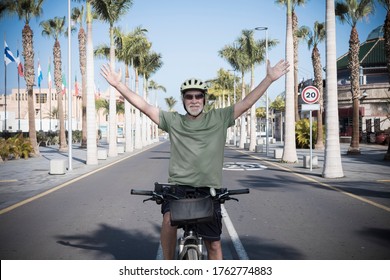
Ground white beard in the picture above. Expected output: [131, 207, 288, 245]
[186, 104, 203, 117]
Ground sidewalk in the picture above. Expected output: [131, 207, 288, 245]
[241, 142, 390, 183]
[0, 141, 161, 211]
[0, 140, 389, 212]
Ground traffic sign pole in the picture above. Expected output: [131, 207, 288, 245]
[301, 86, 320, 171]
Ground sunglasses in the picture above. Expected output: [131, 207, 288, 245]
[184, 93, 205, 100]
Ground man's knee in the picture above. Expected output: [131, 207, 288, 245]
[205, 240, 222, 260]
[162, 212, 172, 227]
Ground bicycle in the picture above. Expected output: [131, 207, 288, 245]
[131, 182, 249, 260]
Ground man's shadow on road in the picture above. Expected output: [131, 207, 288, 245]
[56, 223, 160, 260]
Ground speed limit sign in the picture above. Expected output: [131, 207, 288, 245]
[301, 86, 319, 104]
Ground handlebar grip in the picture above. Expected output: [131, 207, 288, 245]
[131, 189, 153, 196]
[228, 188, 250, 195]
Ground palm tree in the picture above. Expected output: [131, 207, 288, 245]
[208, 68, 236, 109]
[282, 0, 298, 163]
[95, 98, 125, 117]
[379, 0, 390, 160]
[301, 21, 326, 150]
[85, 1, 98, 165]
[165, 97, 177, 112]
[335, 0, 374, 155]
[40, 16, 68, 152]
[219, 43, 250, 149]
[91, 0, 133, 157]
[276, 0, 308, 122]
[148, 80, 166, 104]
[0, 0, 44, 156]
[72, 5, 87, 148]
[323, 0, 344, 178]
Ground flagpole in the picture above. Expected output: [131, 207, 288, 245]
[39, 85, 42, 131]
[3, 34, 7, 132]
[49, 58, 52, 131]
[38, 59, 42, 131]
[3, 58, 6, 132]
[68, 0, 73, 171]
[18, 65, 20, 131]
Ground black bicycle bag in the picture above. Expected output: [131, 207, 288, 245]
[170, 197, 214, 226]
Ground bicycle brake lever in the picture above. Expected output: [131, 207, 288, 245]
[229, 197, 239, 202]
[143, 197, 154, 203]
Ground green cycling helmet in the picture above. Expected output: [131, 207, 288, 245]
[180, 78, 208, 94]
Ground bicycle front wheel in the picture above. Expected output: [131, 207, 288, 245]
[185, 248, 199, 260]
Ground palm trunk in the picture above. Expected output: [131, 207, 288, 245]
[292, 11, 300, 122]
[347, 26, 361, 155]
[282, 0, 298, 163]
[86, 1, 98, 165]
[323, 0, 344, 178]
[124, 65, 133, 152]
[134, 68, 142, 149]
[54, 40, 67, 152]
[239, 71, 246, 149]
[384, 9, 390, 160]
[108, 24, 118, 157]
[312, 46, 324, 150]
[22, 24, 39, 156]
[142, 75, 147, 147]
[79, 27, 87, 148]
[249, 65, 256, 151]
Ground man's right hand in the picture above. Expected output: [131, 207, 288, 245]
[100, 63, 122, 88]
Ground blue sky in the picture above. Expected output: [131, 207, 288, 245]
[0, 0, 387, 113]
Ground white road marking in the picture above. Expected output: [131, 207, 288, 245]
[221, 204, 249, 260]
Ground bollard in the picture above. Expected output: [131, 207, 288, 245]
[255, 145, 263, 153]
[117, 146, 125, 154]
[50, 159, 66, 175]
[303, 155, 318, 168]
[97, 149, 108, 160]
[274, 148, 283, 159]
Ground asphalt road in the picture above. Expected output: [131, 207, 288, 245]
[0, 141, 389, 260]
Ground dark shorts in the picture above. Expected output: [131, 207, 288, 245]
[161, 188, 223, 241]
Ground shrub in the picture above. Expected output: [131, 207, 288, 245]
[0, 134, 33, 161]
[295, 119, 318, 149]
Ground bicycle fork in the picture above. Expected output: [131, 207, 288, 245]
[177, 230, 205, 260]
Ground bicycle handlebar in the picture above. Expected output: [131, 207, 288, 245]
[131, 185, 249, 204]
[227, 189, 250, 195]
[131, 190, 154, 196]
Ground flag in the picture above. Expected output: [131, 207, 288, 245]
[74, 75, 79, 96]
[47, 61, 52, 90]
[61, 73, 66, 94]
[15, 50, 24, 77]
[37, 60, 43, 88]
[4, 41, 16, 65]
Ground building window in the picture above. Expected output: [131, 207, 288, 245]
[36, 93, 47, 104]
[374, 118, 380, 132]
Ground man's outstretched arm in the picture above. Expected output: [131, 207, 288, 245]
[234, 59, 290, 120]
[100, 63, 160, 125]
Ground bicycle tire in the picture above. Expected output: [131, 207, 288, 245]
[185, 248, 199, 260]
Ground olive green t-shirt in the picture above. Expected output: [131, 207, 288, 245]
[159, 106, 235, 189]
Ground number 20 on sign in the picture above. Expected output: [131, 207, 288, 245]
[301, 86, 319, 104]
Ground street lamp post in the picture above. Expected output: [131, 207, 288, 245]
[254, 27, 269, 156]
